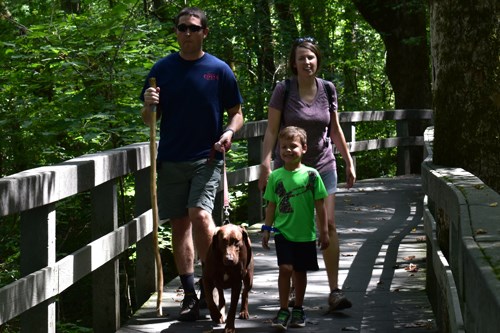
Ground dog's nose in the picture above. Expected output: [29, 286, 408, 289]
[224, 254, 236, 264]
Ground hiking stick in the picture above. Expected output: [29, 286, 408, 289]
[148, 77, 163, 316]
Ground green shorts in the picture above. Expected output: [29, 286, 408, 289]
[157, 159, 223, 220]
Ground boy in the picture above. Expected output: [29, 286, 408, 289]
[262, 126, 330, 329]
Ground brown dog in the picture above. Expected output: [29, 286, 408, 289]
[203, 224, 254, 333]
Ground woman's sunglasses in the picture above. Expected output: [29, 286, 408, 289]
[294, 37, 317, 44]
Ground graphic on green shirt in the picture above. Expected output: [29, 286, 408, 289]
[275, 171, 317, 213]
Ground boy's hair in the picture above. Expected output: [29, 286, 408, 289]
[174, 7, 208, 28]
[279, 126, 307, 147]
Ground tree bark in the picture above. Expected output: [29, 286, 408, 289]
[250, 0, 275, 119]
[430, 1, 500, 192]
[352, 0, 432, 174]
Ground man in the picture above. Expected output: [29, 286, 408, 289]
[140, 7, 244, 321]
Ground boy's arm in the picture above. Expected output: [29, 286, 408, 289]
[262, 201, 276, 250]
[315, 198, 330, 250]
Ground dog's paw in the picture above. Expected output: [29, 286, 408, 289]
[223, 328, 236, 333]
[238, 310, 249, 320]
[210, 313, 225, 324]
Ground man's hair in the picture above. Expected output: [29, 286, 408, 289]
[174, 7, 208, 28]
[279, 126, 307, 147]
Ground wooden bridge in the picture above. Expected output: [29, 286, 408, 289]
[2, 109, 497, 332]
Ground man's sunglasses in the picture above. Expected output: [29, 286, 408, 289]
[177, 24, 204, 33]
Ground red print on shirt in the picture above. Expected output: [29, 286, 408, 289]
[203, 73, 219, 80]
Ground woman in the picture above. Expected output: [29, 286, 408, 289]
[258, 37, 356, 310]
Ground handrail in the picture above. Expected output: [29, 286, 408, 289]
[0, 109, 432, 332]
[422, 126, 500, 333]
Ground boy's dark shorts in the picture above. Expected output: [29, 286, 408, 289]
[274, 234, 319, 272]
[157, 158, 223, 219]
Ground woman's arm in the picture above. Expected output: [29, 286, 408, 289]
[330, 111, 356, 189]
[258, 106, 282, 191]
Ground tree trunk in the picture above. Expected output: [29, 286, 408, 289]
[274, 0, 299, 53]
[430, 1, 500, 192]
[352, 0, 432, 174]
[250, 0, 275, 119]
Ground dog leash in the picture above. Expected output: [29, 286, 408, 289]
[207, 144, 231, 225]
[222, 149, 231, 225]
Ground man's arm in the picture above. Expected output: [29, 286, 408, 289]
[214, 104, 244, 152]
[225, 104, 244, 133]
[140, 87, 162, 125]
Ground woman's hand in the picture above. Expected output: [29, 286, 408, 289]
[258, 164, 271, 191]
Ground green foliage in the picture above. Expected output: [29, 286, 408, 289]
[0, 0, 177, 176]
[56, 322, 93, 333]
[0, 216, 20, 287]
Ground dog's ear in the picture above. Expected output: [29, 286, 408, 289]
[211, 227, 220, 252]
[241, 227, 253, 267]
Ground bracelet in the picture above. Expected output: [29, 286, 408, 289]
[223, 128, 235, 135]
[261, 225, 278, 232]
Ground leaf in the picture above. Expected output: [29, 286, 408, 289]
[405, 263, 418, 272]
[489, 202, 498, 207]
[475, 229, 487, 235]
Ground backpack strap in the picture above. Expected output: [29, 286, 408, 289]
[280, 78, 291, 128]
[322, 79, 334, 138]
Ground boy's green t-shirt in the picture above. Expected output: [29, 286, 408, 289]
[263, 165, 328, 242]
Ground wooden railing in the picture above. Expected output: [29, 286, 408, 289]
[422, 127, 500, 333]
[0, 109, 432, 332]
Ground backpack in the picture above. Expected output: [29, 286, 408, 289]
[281, 78, 334, 137]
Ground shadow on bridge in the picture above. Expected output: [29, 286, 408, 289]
[118, 175, 437, 333]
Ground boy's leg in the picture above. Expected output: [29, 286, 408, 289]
[290, 271, 307, 328]
[272, 264, 293, 329]
[291, 271, 307, 308]
[278, 264, 293, 309]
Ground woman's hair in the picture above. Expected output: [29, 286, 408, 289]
[288, 37, 322, 76]
[279, 126, 308, 147]
[174, 7, 208, 28]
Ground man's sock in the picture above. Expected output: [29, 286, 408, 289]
[180, 273, 196, 297]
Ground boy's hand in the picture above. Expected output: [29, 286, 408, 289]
[262, 230, 270, 250]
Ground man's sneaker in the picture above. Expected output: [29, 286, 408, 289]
[288, 287, 296, 307]
[272, 308, 290, 330]
[179, 293, 200, 321]
[328, 289, 352, 311]
[289, 307, 306, 328]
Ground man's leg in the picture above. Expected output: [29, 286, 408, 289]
[189, 207, 216, 263]
[171, 216, 200, 321]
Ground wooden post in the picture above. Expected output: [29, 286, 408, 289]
[134, 168, 156, 305]
[20, 204, 56, 333]
[91, 180, 120, 333]
[341, 121, 357, 172]
[247, 136, 263, 223]
[396, 119, 410, 175]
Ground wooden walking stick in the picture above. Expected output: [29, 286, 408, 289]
[148, 77, 164, 316]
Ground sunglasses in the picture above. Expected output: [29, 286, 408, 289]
[294, 37, 317, 44]
[177, 24, 204, 33]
